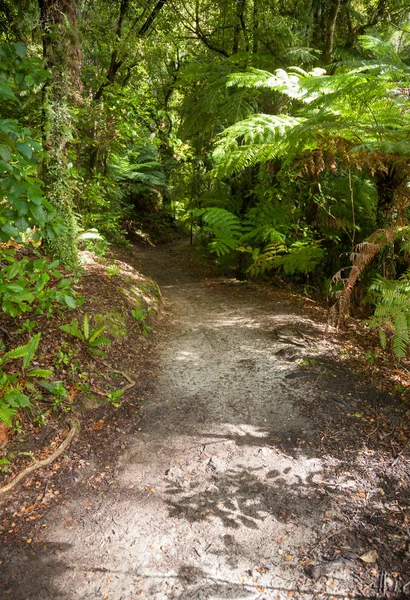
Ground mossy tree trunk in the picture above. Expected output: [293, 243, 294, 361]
[38, 0, 82, 266]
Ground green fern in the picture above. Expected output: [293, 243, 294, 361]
[196, 207, 243, 257]
[212, 39, 410, 179]
[0, 404, 17, 427]
[248, 240, 325, 277]
[369, 272, 410, 359]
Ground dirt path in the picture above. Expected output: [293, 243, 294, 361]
[0, 243, 408, 599]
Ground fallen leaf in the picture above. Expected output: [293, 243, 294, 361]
[94, 419, 104, 431]
[359, 550, 378, 563]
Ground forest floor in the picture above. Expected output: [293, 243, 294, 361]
[0, 240, 410, 599]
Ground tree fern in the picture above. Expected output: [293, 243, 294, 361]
[212, 38, 410, 179]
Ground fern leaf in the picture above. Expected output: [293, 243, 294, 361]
[0, 404, 17, 426]
[28, 369, 53, 378]
[83, 314, 89, 341]
[2, 343, 29, 362]
[22, 333, 41, 370]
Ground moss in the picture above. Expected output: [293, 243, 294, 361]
[94, 310, 128, 339]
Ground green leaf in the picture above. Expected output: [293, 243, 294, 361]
[88, 325, 106, 343]
[15, 216, 29, 230]
[6, 284, 24, 293]
[2, 343, 29, 361]
[0, 144, 11, 161]
[0, 160, 13, 173]
[63, 295, 76, 309]
[1, 223, 19, 239]
[4, 390, 30, 408]
[22, 332, 41, 369]
[7, 261, 22, 279]
[88, 336, 111, 347]
[0, 404, 17, 426]
[0, 82, 17, 101]
[60, 321, 84, 340]
[30, 205, 47, 225]
[83, 314, 89, 340]
[16, 142, 32, 160]
[28, 369, 53, 378]
[14, 42, 26, 58]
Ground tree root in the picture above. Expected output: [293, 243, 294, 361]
[0, 419, 80, 498]
[99, 361, 136, 393]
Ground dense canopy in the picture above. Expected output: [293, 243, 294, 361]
[0, 0, 410, 365]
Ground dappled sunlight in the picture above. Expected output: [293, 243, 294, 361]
[163, 442, 325, 531]
[175, 350, 200, 361]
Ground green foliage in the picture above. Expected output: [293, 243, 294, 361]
[0, 333, 52, 426]
[196, 207, 243, 256]
[106, 388, 124, 406]
[131, 306, 152, 336]
[38, 380, 70, 411]
[106, 264, 120, 277]
[249, 240, 326, 277]
[0, 249, 81, 317]
[368, 273, 410, 359]
[0, 43, 65, 244]
[213, 39, 410, 181]
[0, 457, 11, 473]
[77, 174, 130, 246]
[194, 206, 326, 279]
[59, 314, 111, 356]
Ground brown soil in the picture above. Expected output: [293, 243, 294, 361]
[0, 241, 409, 600]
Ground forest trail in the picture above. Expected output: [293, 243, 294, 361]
[0, 243, 405, 599]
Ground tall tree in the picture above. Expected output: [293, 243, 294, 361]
[38, 0, 82, 264]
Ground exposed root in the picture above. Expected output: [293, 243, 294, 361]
[0, 419, 80, 497]
[99, 361, 136, 393]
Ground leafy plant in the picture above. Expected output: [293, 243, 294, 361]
[249, 241, 326, 277]
[38, 380, 70, 411]
[0, 457, 11, 473]
[17, 319, 37, 334]
[53, 344, 77, 369]
[368, 272, 410, 359]
[59, 314, 111, 356]
[0, 43, 66, 244]
[131, 307, 152, 336]
[0, 249, 82, 317]
[106, 388, 124, 407]
[0, 333, 53, 426]
[106, 264, 120, 277]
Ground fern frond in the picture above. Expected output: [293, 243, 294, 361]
[0, 404, 17, 426]
[368, 268, 410, 359]
[248, 241, 324, 277]
[196, 207, 243, 257]
[213, 114, 302, 178]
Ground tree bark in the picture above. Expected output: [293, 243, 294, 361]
[324, 0, 341, 65]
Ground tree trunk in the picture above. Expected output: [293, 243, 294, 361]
[38, 0, 81, 265]
[324, 0, 341, 65]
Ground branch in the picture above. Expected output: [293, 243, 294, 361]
[94, 0, 130, 100]
[94, 0, 168, 100]
[138, 0, 168, 35]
